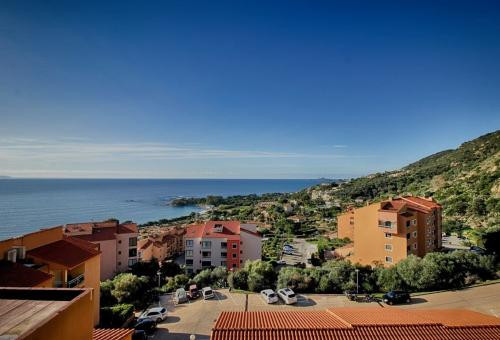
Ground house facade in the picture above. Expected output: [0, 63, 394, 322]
[184, 221, 262, 273]
[63, 220, 139, 280]
[0, 226, 101, 325]
[337, 196, 442, 266]
[138, 226, 185, 262]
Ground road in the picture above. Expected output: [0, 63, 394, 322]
[150, 282, 500, 339]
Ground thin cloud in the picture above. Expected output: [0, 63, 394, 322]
[0, 138, 368, 162]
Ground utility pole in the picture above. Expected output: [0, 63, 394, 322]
[355, 269, 359, 294]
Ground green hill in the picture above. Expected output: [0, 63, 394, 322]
[321, 130, 500, 234]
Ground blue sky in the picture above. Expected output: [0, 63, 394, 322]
[1, 1, 499, 178]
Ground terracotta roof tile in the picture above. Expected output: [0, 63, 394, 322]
[74, 227, 117, 241]
[0, 262, 53, 287]
[211, 308, 500, 340]
[328, 307, 436, 326]
[92, 328, 134, 340]
[185, 221, 241, 240]
[411, 309, 500, 327]
[27, 238, 100, 269]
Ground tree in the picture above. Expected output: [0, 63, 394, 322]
[244, 260, 276, 292]
[111, 273, 149, 304]
[193, 269, 213, 288]
[228, 269, 248, 290]
[160, 261, 182, 279]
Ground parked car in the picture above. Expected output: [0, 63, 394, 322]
[276, 260, 286, 265]
[470, 246, 486, 255]
[382, 291, 411, 305]
[174, 288, 188, 304]
[132, 330, 147, 340]
[202, 286, 215, 299]
[187, 284, 199, 299]
[134, 318, 157, 335]
[277, 288, 297, 305]
[138, 307, 168, 323]
[260, 289, 279, 304]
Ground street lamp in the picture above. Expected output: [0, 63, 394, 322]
[157, 270, 162, 307]
[355, 269, 359, 294]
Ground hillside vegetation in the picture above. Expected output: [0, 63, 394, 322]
[321, 130, 500, 233]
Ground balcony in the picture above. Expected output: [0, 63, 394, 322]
[67, 274, 85, 288]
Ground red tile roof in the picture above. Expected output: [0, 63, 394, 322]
[92, 328, 133, 340]
[27, 238, 100, 269]
[400, 196, 441, 209]
[75, 227, 117, 242]
[185, 221, 242, 240]
[0, 262, 53, 287]
[211, 308, 500, 340]
[117, 223, 138, 234]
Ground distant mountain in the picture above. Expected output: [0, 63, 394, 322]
[0, 176, 12, 179]
[315, 130, 500, 232]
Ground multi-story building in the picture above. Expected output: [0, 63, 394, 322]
[337, 196, 442, 266]
[138, 226, 185, 262]
[0, 226, 101, 325]
[184, 221, 262, 273]
[63, 220, 139, 280]
[0, 287, 133, 340]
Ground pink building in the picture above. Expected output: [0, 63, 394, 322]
[138, 226, 185, 263]
[63, 220, 138, 280]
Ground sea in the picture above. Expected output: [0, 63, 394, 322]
[0, 178, 322, 239]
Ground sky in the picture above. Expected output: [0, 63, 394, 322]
[1, 0, 499, 179]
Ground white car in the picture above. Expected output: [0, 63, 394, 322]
[138, 307, 167, 323]
[277, 288, 297, 305]
[260, 289, 278, 304]
[277, 260, 286, 265]
[202, 286, 215, 299]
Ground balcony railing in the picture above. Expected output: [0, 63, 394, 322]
[67, 274, 85, 288]
[378, 221, 396, 229]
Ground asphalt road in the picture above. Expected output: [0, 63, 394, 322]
[151, 282, 500, 340]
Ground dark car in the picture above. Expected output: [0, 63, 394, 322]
[382, 291, 411, 305]
[134, 318, 157, 335]
[132, 330, 147, 340]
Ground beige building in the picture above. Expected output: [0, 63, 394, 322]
[138, 226, 185, 262]
[64, 220, 139, 280]
[337, 196, 442, 266]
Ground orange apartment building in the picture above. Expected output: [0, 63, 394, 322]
[138, 226, 185, 262]
[63, 220, 139, 280]
[0, 226, 102, 325]
[0, 287, 133, 340]
[337, 196, 442, 266]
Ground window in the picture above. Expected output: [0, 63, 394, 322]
[129, 248, 137, 257]
[128, 259, 137, 266]
[118, 251, 121, 255]
[221, 261, 227, 267]
[406, 220, 411, 227]
[202, 241, 212, 249]
[118, 240, 122, 244]
[232, 264, 237, 268]
[201, 261, 211, 267]
[385, 244, 393, 251]
[118, 261, 122, 266]
[240, 250, 243, 254]
[349, 217, 354, 225]
[129, 237, 137, 247]
[411, 219, 417, 226]
[406, 233, 411, 240]
[232, 243, 237, 249]
[385, 256, 393, 263]
[232, 253, 237, 258]
[385, 233, 392, 239]
[221, 242, 227, 249]
[221, 252, 227, 258]
[413, 231, 417, 238]
[384, 221, 392, 228]
[202, 251, 211, 258]
[186, 240, 193, 247]
[185, 250, 193, 257]
[186, 259, 193, 265]
[413, 243, 418, 250]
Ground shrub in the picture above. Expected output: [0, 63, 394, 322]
[100, 303, 134, 328]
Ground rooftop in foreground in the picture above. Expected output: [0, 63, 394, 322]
[211, 307, 500, 340]
[0, 287, 89, 339]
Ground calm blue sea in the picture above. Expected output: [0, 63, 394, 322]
[0, 178, 321, 239]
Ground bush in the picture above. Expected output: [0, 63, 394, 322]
[164, 274, 190, 292]
[100, 304, 134, 328]
[228, 269, 249, 290]
[111, 273, 150, 305]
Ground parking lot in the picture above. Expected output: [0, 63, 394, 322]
[150, 283, 500, 340]
[280, 238, 318, 267]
